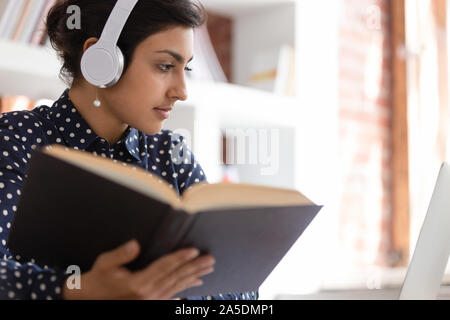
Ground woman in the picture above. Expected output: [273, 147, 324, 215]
[0, 0, 258, 300]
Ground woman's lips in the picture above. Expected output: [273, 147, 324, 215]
[153, 107, 171, 119]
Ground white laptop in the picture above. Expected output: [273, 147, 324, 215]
[398, 162, 450, 300]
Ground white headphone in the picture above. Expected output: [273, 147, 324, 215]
[80, 0, 139, 88]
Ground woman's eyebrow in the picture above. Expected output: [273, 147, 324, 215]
[154, 50, 194, 64]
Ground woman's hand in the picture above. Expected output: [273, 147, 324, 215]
[62, 239, 215, 300]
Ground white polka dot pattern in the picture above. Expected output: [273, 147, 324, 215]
[0, 88, 258, 301]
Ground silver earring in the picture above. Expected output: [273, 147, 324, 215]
[93, 88, 101, 108]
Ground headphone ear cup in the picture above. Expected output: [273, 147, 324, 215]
[114, 46, 125, 84]
[80, 43, 124, 88]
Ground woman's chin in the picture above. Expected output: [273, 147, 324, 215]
[141, 123, 164, 135]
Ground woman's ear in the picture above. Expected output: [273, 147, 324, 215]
[83, 37, 100, 52]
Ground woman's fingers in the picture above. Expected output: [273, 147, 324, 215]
[160, 274, 206, 300]
[134, 248, 200, 283]
[128, 249, 215, 299]
[94, 239, 140, 271]
[152, 264, 215, 299]
[149, 254, 215, 290]
[81, 245, 216, 300]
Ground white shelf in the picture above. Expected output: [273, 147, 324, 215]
[0, 40, 299, 127]
[164, 79, 301, 188]
[0, 40, 65, 101]
[182, 79, 300, 127]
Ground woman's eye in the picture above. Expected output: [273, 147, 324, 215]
[159, 64, 174, 72]
[158, 64, 193, 73]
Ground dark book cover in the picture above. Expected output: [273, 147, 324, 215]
[7, 148, 322, 298]
[174, 204, 319, 297]
[8, 149, 176, 272]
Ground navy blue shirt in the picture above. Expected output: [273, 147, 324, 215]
[0, 88, 259, 300]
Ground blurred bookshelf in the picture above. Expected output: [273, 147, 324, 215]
[0, 0, 297, 97]
[0, 0, 302, 190]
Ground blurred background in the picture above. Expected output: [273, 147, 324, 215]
[1, 0, 450, 299]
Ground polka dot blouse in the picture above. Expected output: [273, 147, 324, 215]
[0, 88, 259, 301]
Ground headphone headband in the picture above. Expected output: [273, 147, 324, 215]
[80, 0, 139, 88]
[99, 0, 139, 45]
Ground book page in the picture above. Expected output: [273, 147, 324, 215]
[44, 145, 180, 206]
[180, 182, 315, 213]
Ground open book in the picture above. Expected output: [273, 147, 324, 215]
[8, 145, 322, 298]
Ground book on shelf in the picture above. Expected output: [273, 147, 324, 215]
[0, 1, 10, 25]
[20, 0, 47, 43]
[30, 0, 56, 46]
[7, 145, 322, 298]
[0, 0, 55, 46]
[0, 0, 26, 40]
[249, 44, 296, 97]
[0, 0, 11, 38]
[11, 0, 33, 42]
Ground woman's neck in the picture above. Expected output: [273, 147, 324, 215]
[68, 83, 129, 145]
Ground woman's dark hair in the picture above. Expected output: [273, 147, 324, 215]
[46, 0, 207, 86]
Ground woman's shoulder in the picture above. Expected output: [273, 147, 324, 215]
[0, 106, 53, 147]
[0, 105, 52, 130]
